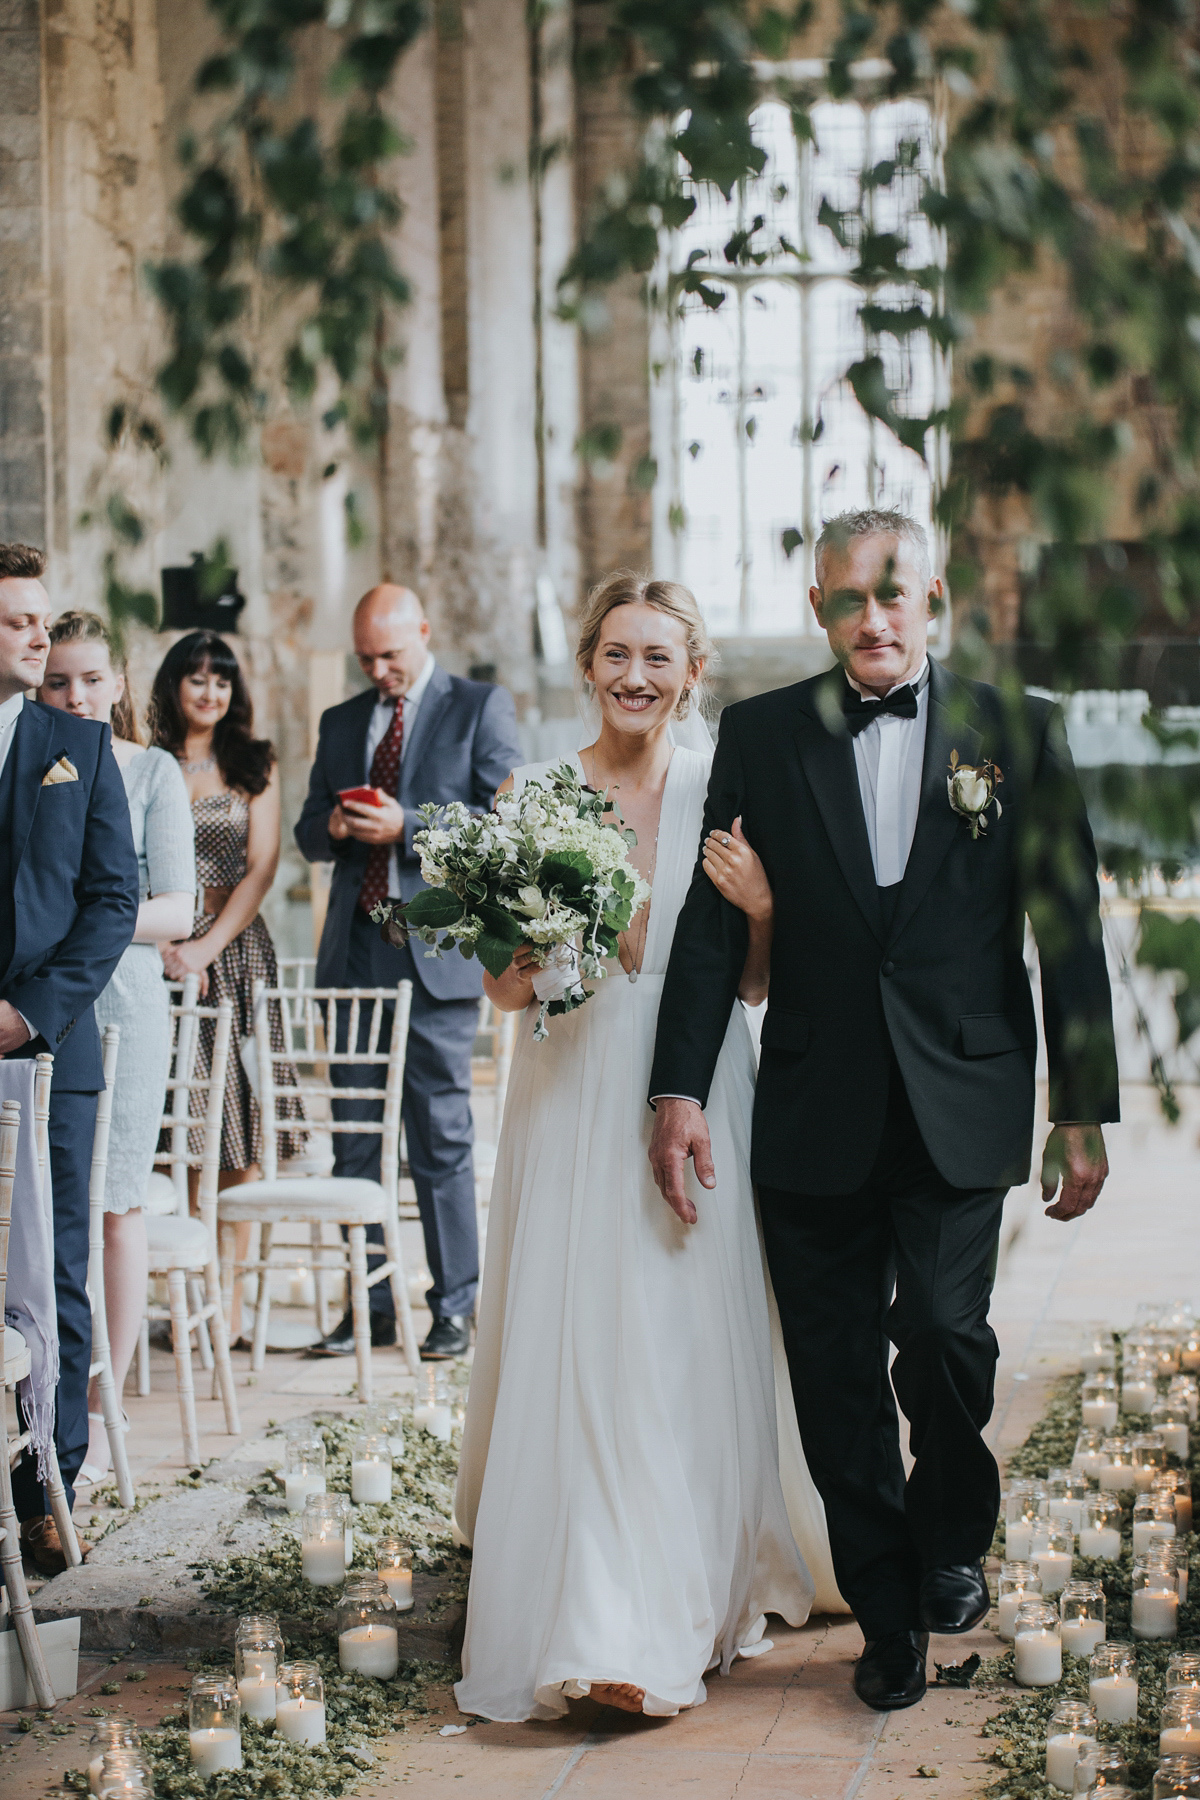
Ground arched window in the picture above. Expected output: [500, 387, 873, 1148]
[652, 96, 948, 638]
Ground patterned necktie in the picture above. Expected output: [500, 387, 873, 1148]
[357, 700, 403, 915]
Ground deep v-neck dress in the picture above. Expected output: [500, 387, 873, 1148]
[453, 749, 830, 1722]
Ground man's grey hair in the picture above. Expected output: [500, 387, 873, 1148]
[814, 509, 930, 589]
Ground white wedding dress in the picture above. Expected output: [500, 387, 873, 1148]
[454, 747, 842, 1724]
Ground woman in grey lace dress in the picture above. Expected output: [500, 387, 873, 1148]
[151, 632, 303, 1342]
[40, 613, 196, 1480]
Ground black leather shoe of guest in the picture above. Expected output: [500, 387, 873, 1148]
[305, 1312, 397, 1356]
[918, 1562, 991, 1635]
[420, 1315, 471, 1359]
[853, 1631, 929, 1711]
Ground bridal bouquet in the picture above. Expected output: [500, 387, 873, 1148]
[371, 762, 650, 1040]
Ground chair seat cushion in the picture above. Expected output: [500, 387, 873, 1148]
[143, 1172, 181, 1216]
[216, 1176, 387, 1225]
[145, 1214, 210, 1268]
[4, 1323, 30, 1383]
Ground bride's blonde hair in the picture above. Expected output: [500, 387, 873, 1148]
[575, 570, 712, 721]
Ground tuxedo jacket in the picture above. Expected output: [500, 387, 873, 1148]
[295, 665, 522, 1000]
[0, 702, 139, 1092]
[649, 659, 1119, 1194]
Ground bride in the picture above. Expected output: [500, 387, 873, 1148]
[454, 569, 839, 1724]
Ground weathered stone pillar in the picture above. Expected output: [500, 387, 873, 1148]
[0, 0, 48, 548]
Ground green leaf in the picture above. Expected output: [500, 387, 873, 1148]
[540, 851, 593, 895]
[404, 888, 464, 930]
[474, 933, 517, 979]
[475, 902, 523, 945]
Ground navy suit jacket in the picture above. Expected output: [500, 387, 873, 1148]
[1, 701, 139, 1092]
[295, 665, 523, 1000]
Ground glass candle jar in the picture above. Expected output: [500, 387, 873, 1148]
[1006, 1482, 1048, 1559]
[1155, 1336, 1182, 1381]
[1153, 1399, 1191, 1462]
[1133, 1432, 1169, 1493]
[1181, 1331, 1200, 1374]
[375, 1535, 414, 1611]
[1046, 1700, 1098, 1792]
[1014, 1599, 1063, 1686]
[1146, 1539, 1188, 1605]
[96, 1752, 153, 1800]
[997, 1561, 1042, 1641]
[1073, 1427, 1108, 1480]
[1124, 1355, 1159, 1417]
[336, 1575, 399, 1678]
[1080, 1493, 1122, 1561]
[1134, 1493, 1177, 1557]
[188, 1674, 242, 1774]
[413, 1369, 453, 1442]
[283, 1433, 326, 1515]
[1154, 1755, 1200, 1800]
[350, 1432, 393, 1505]
[1089, 1643, 1139, 1723]
[1081, 1329, 1117, 1375]
[365, 1401, 406, 1460]
[1161, 1694, 1200, 1758]
[1061, 1581, 1106, 1658]
[1169, 1376, 1199, 1425]
[1099, 1437, 1136, 1492]
[1033, 1522, 1074, 1597]
[1083, 1377, 1120, 1433]
[1169, 1656, 1200, 1695]
[1074, 1746, 1130, 1795]
[1133, 1556, 1180, 1639]
[86, 1720, 140, 1796]
[1050, 1474, 1092, 1535]
[275, 1661, 326, 1745]
[1155, 1471, 1194, 1536]
[300, 1492, 347, 1586]
[235, 1613, 284, 1722]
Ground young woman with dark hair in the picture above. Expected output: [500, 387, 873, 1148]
[150, 632, 302, 1341]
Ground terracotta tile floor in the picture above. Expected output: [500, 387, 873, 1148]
[2, 1082, 1194, 1799]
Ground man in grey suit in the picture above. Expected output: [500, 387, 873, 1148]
[296, 584, 522, 1358]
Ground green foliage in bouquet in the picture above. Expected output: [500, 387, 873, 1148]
[371, 763, 650, 1024]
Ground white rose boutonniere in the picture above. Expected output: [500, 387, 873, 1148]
[947, 749, 1003, 839]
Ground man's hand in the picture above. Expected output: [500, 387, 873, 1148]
[336, 792, 406, 846]
[0, 1000, 32, 1058]
[1040, 1124, 1109, 1221]
[648, 1097, 715, 1226]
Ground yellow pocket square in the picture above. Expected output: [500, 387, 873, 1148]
[42, 756, 79, 787]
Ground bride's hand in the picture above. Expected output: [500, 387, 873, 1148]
[703, 817, 772, 922]
[483, 944, 538, 1013]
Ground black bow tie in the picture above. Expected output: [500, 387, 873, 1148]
[842, 681, 919, 735]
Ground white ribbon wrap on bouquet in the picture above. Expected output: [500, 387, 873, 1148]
[531, 943, 585, 1005]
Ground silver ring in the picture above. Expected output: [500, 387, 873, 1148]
[721, 835, 731, 847]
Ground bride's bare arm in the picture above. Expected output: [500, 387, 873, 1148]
[701, 817, 773, 1006]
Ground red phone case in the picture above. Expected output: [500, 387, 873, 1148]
[338, 786, 384, 807]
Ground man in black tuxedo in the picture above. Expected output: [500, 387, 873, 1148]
[648, 509, 1118, 1711]
[0, 543, 138, 1571]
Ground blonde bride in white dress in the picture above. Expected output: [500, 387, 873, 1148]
[454, 570, 842, 1725]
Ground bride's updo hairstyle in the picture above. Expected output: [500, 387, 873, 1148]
[576, 569, 713, 721]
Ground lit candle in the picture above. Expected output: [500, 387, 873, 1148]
[1046, 1731, 1096, 1791]
[284, 1471, 325, 1514]
[1100, 1461, 1136, 1492]
[1089, 1675, 1138, 1724]
[413, 1400, 452, 1441]
[1160, 1728, 1200, 1757]
[1035, 1548, 1073, 1598]
[1015, 1629, 1062, 1686]
[337, 1622, 399, 1679]
[1122, 1378, 1156, 1415]
[301, 1536, 345, 1585]
[1050, 1498, 1086, 1533]
[1133, 1519, 1175, 1557]
[1007, 1520, 1035, 1559]
[350, 1459, 392, 1505]
[1079, 1524, 1121, 1559]
[998, 1591, 1028, 1640]
[1160, 1422, 1190, 1458]
[188, 1730, 242, 1775]
[274, 1697, 326, 1746]
[379, 1566, 413, 1610]
[1132, 1588, 1179, 1639]
[1061, 1618, 1106, 1658]
[236, 1652, 277, 1722]
[1083, 1400, 1119, 1430]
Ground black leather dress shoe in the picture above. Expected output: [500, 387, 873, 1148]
[305, 1312, 397, 1356]
[919, 1562, 990, 1635]
[853, 1630, 929, 1711]
[420, 1315, 471, 1359]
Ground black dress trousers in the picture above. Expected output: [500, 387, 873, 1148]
[758, 1058, 1006, 1640]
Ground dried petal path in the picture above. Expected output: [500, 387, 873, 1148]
[2, 1084, 1193, 1800]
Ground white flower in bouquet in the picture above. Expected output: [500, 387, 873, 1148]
[371, 762, 650, 1039]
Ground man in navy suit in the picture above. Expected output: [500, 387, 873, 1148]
[0, 543, 138, 1571]
[296, 584, 522, 1358]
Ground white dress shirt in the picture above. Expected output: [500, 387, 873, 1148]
[364, 653, 437, 896]
[0, 690, 24, 776]
[846, 658, 930, 888]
